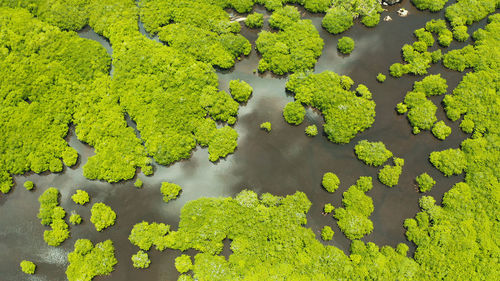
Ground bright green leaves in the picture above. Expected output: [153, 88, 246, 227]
[129, 221, 170, 251]
[354, 140, 393, 167]
[260, 122, 272, 132]
[37, 188, 70, 246]
[229, 79, 253, 103]
[66, 239, 117, 281]
[175, 255, 193, 273]
[378, 158, 405, 187]
[23, 181, 34, 191]
[283, 101, 306, 125]
[161, 182, 182, 203]
[321, 226, 334, 241]
[322, 172, 340, 193]
[245, 12, 264, 28]
[305, 125, 318, 136]
[334, 177, 374, 239]
[416, 173, 436, 192]
[430, 148, 467, 176]
[20, 260, 36, 275]
[256, 6, 323, 75]
[132, 250, 151, 269]
[322, 6, 353, 34]
[286, 71, 375, 143]
[90, 203, 116, 232]
[412, 0, 449, 12]
[71, 190, 90, 205]
[69, 213, 82, 225]
[413, 74, 448, 96]
[337, 36, 355, 54]
[432, 121, 452, 140]
[193, 119, 239, 162]
[322, 0, 383, 34]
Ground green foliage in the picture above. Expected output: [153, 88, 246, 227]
[323, 203, 334, 214]
[286, 71, 375, 143]
[445, 0, 498, 27]
[43, 205, 70, 246]
[378, 158, 404, 187]
[376, 73, 386, 83]
[322, 172, 340, 193]
[337, 36, 355, 54]
[256, 6, 323, 74]
[132, 250, 151, 269]
[283, 101, 306, 125]
[90, 203, 116, 231]
[305, 125, 318, 136]
[429, 148, 467, 176]
[72, 190, 90, 205]
[38, 188, 60, 225]
[134, 178, 143, 188]
[414, 28, 435, 47]
[413, 74, 448, 96]
[453, 25, 470, 41]
[416, 173, 436, 192]
[260, 122, 272, 132]
[129, 221, 170, 251]
[0, 8, 111, 191]
[175, 254, 193, 273]
[161, 182, 182, 203]
[23, 181, 34, 191]
[355, 176, 373, 192]
[404, 91, 437, 132]
[322, 0, 383, 34]
[396, 103, 408, 114]
[229, 79, 253, 103]
[20, 260, 36, 275]
[321, 226, 334, 241]
[334, 178, 375, 239]
[245, 12, 264, 28]
[389, 44, 433, 77]
[69, 213, 82, 225]
[438, 29, 453, 47]
[354, 140, 393, 167]
[66, 239, 117, 281]
[432, 121, 452, 140]
[411, 0, 448, 12]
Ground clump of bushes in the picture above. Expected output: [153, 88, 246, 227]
[38, 188, 70, 246]
[229, 79, 253, 103]
[429, 148, 467, 176]
[305, 125, 318, 136]
[175, 255, 193, 273]
[432, 121, 452, 140]
[132, 250, 151, 269]
[323, 203, 334, 214]
[260, 122, 272, 132]
[20, 260, 36, 274]
[69, 213, 82, 225]
[376, 73, 386, 83]
[283, 101, 306, 125]
[24, 181, 34, 191]
[321, 226, 334, 241]
[129, 221, 170, 251]
[161, 182, 182, 203]
[354, 140, 393, 167]
[90, 203, 116, 231]
[245, 13, 264, 29]
[337, 36, 355, 54]
[134, 179, 143, 188]
[378, 158, 405, 187]
[322, 172, 340, 193]
[416, 173, 436, 192]
[66, 239, 117, 281]
[72, 190, 90, 205]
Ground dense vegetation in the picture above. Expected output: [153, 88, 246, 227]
[354, 140, 393, 167]
[66, 239, 117, 281]
[38, 187, 70, 246]
[72, 190, 90, 205]
[229, 80, 253, 103]
[260, 122, 272, 132]
[337, 36, 355, 54]
[283, 101, 306, 125]
[132, 250, 151, 269]
[416, 172, 435, 192]
[90, 203, 116, 231]
[161, 182, 182, 203]
[322, 0, 383, 34]
[378, 157, 405, 187]
[321, 226, 334, 241]
[412, 0, 448, 12]
[322, 172, 340, 193]
[286, 71, 376, 143]
[23, 181, 34, 191]
[245, 12, 264, 28]
[256, 6, 323, 74]
[305, 125, 318, 136]
[20, 260, 36, 275]
[69, 213, 82, 225]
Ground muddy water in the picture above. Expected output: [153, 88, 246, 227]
[0, 1, 491, 280]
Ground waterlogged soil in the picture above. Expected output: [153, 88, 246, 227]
[0, 1, 489, 280]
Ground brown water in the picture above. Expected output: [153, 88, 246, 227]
[0, 1, 491, 280]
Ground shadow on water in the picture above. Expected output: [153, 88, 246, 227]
[0, 1, 490, 280]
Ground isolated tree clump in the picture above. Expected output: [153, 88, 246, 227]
[378, 158, 405, 187]
[286, 71, 376, 143]
[322, 172, 340, 193]
[337, 36, 355, 54]
[376, 73, 386, 82]
[66, 239, 117, 281]
[24, 181, 34, 191]
[416, 173, 436, 192]
[432, 121, 452, 140]
[38, 188, 70, 246]
[72, 190, 90, 205]
[305, 125, 318, 136]
[90, 203, 116, 231]
[283, 101, 306, 125]
[129, 221, 170, 251]
[20, 260, 36, 275]
[260, 122, 272, 132]
[321, 226, 334, 241]
[322, 0, 383, 34]
[354, 140, 393, 167]
[429, 148, 467, 176]
[161, 182, 182, 203]
[132, 250, 151, 269]
[411, 0, 449, 12]
[229, 80, 253, 103]
[69, 213, 82, 225]
[175, 255, 193, 273]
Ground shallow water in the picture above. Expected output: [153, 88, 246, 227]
[0, 1, 491, 280]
